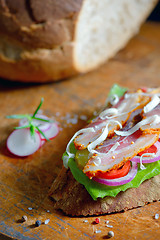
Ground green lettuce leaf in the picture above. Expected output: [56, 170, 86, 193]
[108, 84, 127, 97]
[68, 157, 160, 200]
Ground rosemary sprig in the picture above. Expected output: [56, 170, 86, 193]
[6, 98, 52, 141]
[33, 97, 44, 117]
[6, 114, 30, 119]
[36, 126, 49, 141]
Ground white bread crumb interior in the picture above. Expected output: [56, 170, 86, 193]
[74, 0, 157, 71]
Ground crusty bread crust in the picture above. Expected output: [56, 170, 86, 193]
[0, 0, 82, 82]
[50, 167, 160, 216]
[0, 36, 77, 82]
[0, 0, 82, 48]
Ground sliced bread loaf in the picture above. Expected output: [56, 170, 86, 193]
[0, 0, 157, 82]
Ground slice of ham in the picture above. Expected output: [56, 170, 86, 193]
[83, 130, 159, 178]
[74, 93, 150, 150]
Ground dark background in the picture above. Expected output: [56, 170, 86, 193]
[148, 1, 160, 21]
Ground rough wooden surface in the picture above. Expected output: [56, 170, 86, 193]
[0, 22, 160, 240]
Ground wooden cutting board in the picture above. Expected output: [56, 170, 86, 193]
[0, 21, 160, 240]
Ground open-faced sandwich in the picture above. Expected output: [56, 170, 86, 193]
[50, 85, 160, 216]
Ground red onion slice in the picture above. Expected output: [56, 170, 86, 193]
[19, 114, 52, 132]
[93, 162, 138, 186]
[131, 141, 160, 163]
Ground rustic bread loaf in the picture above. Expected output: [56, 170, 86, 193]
[0, 0, 157, 83]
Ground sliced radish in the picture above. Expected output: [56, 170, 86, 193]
[40, 138, 46, 147]
[7, 128, 41, 157]
[40, 122, 59, 140]
[19, 114, 52, 132]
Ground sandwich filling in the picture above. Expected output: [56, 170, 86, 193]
[63, 85, 160, 200]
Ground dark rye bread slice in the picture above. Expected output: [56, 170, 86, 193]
[50, 167, 160, 216]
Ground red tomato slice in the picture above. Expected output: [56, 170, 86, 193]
[96, 161, 131, 179]
[138, 144, 157, 156]
[140, 87, 147, 93]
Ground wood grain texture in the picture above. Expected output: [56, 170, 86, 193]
[0, 21, 160, 239]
